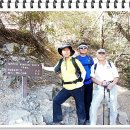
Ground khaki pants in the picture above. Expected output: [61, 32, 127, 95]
[90, 85, 117, 125]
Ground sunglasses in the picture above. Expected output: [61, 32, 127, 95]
[79, 47, 87, 50]
[98, 52, 105, 55]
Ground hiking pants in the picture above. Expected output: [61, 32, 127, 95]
[84, 82, 93, 121]
[53, 87, 86, 125]
[90, 85, 117, 125]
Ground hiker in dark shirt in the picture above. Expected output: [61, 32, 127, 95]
[76, 42, 94, 125]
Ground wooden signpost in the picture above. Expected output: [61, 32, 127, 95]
[5, 61, 42, 98]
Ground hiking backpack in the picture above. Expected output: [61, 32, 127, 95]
[94, 61, 112, 73]
[54, 57, 83, 83]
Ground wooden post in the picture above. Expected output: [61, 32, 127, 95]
[22, 76, 27, 98]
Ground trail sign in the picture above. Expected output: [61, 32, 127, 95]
[6, 62, 42, 76]
[5, 61, 42, 98]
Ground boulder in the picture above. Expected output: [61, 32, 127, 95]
[7, 109, 30, 125]
[40, 99, 53, 124]
[63, 113, 77, 125]
[20, 45, 29, 54]
[3, 43, 20, 54]
[62, 102, 74, 113]
[21, 94, 40, 112]
[118, 111, 129, 125]
[0, 89, 4, 98]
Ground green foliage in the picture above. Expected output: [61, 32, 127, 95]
[10, 12, 48, 34]
[47, 12, 95, 35]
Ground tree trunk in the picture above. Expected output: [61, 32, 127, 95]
[100, 13, 104, 48]
[29, 13, 34, 35]
[116, 22, 130, 41]
[0, 19, 5, 29]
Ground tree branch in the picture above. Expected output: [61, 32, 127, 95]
[114, 45, 128, 64]
[107, 12, 130, 42]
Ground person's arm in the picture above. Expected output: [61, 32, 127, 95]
[41, 62, 59, 72]
[111, 77, 118, 85]
[91, 77, 103, 86]
[81, 69, 86, 82]
[107, 63, 119, 90]
[91, 65, 104, 87]
[107, 77, 118, 90]
[41, 63, 55, 71]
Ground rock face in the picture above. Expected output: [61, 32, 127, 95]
[2, 42, 35, 55]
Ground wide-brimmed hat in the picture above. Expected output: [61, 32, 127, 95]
[58, 44, 75, 56]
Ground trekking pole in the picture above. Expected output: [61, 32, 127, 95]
[107, 89, 110, 125]
[103, 86, 105, 125]
[102, 80, 108, 125]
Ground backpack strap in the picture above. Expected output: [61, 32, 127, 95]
[108, 61, 112, 68]
[54, 58, 63, 73]
[76, 55, 93, 67]
[94, 63, 97, 74]
[72, 57, 81, 77]
[87, 56, 93, 69]
[71, 57, 83, 82]
[88, 56, 93, 65]
[94, 61, 112, 74]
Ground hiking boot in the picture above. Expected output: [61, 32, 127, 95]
[85, 120, 90, 125]
[52, 121, 65, 125]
